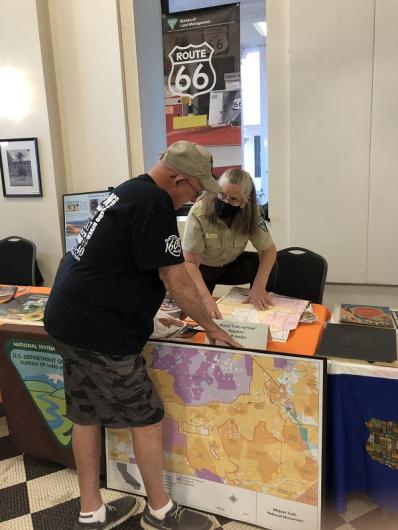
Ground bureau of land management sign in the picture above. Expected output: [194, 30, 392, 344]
[106, 342, 326, 530]
[4, 337, 72, 447]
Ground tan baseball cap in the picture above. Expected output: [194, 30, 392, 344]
[159, 141, 220, 193]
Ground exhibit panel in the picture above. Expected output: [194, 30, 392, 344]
[0, 325, 75, 468]
[106, 340, 326, 530]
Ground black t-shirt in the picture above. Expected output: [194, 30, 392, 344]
[44, 174, 184, 356]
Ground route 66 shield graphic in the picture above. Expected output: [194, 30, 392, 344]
[168, 42, 216, 100]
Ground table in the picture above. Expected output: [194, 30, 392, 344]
[185, 303, 330, 356]
[0, 288, 329, 470]
[326, 357, 398, 514]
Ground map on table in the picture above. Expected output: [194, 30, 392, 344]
[106, 341, 325, 530]
[217, 287, 308, 331]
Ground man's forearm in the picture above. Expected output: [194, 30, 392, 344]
[184, 262, 212, 300]
[160, 265, 217, 330]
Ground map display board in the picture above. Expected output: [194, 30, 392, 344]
[106, 342, 326, 530]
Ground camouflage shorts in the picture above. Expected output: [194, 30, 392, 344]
[50, 338, 164, 429]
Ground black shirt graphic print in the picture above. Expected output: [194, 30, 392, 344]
[44, 174, 184, 356]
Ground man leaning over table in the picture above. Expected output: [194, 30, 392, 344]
[44, 140, 239, 530]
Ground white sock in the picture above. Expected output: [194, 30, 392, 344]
[79, 503, 106, 524]
[149, 499, 174, 520]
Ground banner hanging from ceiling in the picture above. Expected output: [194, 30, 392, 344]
[162, 4, 241, 176]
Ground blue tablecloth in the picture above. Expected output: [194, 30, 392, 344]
[327, 365, 398, 513]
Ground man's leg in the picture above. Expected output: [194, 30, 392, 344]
[72, 423, 102, 512]
[131, 421, 169, 509]
[133, 421, 213, 530]
[49, 338, 139, 529]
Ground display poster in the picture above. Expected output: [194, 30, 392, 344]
[4, 338, 72, 447]
[63, 191, 110, 252]
[106, 341, 325, 530]
[162, 4, 242, 176]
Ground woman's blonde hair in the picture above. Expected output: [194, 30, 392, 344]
[199, 168, 258, 236]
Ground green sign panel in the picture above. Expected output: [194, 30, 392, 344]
[5, 338, 72, 448]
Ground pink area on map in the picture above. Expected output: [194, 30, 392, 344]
[151, 345, 253, 405]
[195, 468, 224, 483]
[162, 417, 187, 453]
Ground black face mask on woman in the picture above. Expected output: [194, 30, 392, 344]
[214, 197, 241, 219]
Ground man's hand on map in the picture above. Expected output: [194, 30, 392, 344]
[203, 295, 222, 320]
[205, 323, 242, 348]
[243, 288, 273, 311]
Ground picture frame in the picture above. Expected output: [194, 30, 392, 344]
[0, 137, 42, 197]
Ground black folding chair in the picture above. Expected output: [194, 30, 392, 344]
[0, 236, 43, 286]
[273, 247, 328, 303]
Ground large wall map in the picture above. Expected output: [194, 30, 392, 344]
[106, 342, 325, 530]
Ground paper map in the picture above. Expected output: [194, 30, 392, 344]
[217, 287, 308, 332]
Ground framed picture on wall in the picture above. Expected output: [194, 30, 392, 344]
[0, 137, 42, 197]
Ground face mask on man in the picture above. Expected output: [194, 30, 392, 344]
[214, 197, 241, 219]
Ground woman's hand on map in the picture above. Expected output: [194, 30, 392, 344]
[243, 288, 273, 311]
[203, 295, 222, 320]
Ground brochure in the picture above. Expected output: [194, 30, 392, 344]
[0, 285, 17, 304]
[340, 303, 394, 329]
[0, 292, 49, 325]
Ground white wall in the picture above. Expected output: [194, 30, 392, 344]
[48, 0, 130, 192]
[367, 0, 398, 284]
[0, 0, 63, 284]
[267, 0, 398, 307]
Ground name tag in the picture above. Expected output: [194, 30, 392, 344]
[205, 233, 218, 239]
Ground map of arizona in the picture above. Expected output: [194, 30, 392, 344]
[106, 342, 324, 529]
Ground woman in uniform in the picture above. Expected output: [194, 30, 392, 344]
[182, 168, 277, 319]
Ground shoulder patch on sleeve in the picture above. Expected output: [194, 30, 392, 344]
[258, 213, 268, 232]
[165, 235, 182, 257]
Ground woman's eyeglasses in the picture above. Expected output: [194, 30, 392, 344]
[218, 192, 242, 207]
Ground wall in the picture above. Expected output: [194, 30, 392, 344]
[267, 0, 398, 296]
[48, 0, 130, 192]
[0, 0, 133, 283]
[0, 0, 63, 283]
[367, 0, 398, 284]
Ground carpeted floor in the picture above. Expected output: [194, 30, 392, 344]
[1, 408, 398, 530]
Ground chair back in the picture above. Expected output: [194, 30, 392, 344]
[0, 236, 43, 286]
[274, 247, 328, 303]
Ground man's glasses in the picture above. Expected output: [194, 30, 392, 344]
[185, 180, 202, 201]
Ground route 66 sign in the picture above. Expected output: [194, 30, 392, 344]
[168, 42, 216, 100]
[203, 26, 228, 54]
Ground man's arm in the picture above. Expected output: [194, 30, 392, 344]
[183, 250, 222, 319]
[159, 262, 238, 346]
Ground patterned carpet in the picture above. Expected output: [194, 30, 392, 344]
[1, 406, 398, 530]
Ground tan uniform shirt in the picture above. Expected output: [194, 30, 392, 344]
[182, 200, 274, 267]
